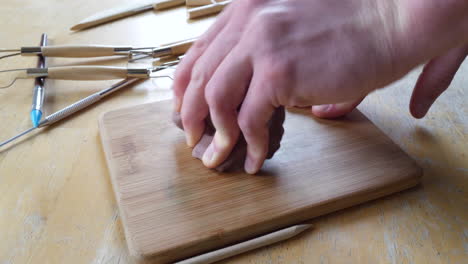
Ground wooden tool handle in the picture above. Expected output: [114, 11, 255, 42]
[41, 45, 129, 57]
[187, 0, 230, 19]
[170, 39, 195, 55]
[47, 66, 129, 80]
[153, 0, 186, 10]
[186, 0, 214, 6]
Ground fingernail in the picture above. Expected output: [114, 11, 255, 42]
[244, 155, 257, 174]
[185, 131, 196, 147]
[202, 133, 230, 168]
[214, 131, 230, 149]
[314, 104, 333, 113]
[202, 142, 217, 167]
[245, 146, 263, 174]
[174, 97, 182, 112]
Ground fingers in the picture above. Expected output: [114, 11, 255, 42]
[202, 48, 253, 168]
[179, 32, 238, 148]
[311, 97, 365, 119]
[172, 4, 234, 112]
[238, 70, 276, 174]
[180, 80, 209, 147]
[179, 1, 260, 148]
[410, 44, 468, 118]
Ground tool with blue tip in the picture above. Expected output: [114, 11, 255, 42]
[31, 33, 47, 127]
[0, 78, 141, 148]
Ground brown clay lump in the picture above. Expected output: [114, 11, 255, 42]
[172, 107, 286, 172]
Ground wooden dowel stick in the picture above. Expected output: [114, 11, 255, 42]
[153, 0, 186, 10]
[187, 0, 231, 19]
[186, 0, 215, 6]
[175, 224, 312, 264]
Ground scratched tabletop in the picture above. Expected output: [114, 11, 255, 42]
[0, 0, 466, 263]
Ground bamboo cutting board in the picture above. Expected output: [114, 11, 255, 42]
[99, 100, 421, 262]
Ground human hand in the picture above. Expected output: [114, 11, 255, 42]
[173, 0, 468, 174]
[311, 44, 468, 119]
[409, 44, 467, 118]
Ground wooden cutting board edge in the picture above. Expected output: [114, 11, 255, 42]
[98, 111, 140, 256]
[98, 100, 423, 259]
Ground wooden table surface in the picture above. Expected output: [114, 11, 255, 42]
[0, 1, 466, 263]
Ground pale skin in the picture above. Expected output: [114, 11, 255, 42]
[173, 0, 468, 174]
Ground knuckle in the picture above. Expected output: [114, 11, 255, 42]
[251, 15, 272, 37]
[189, 65, 210, 87]
[181, 104, 205, 129]
[259, 56, 295, 101]
[252, 6, 293, 38]
[204, 83, 232, 113]
[238, 116, 257, 138]
[206, 94, 228, 115]
[204, 84, 219, 107]
[262, 56, 293, 81]
[181, 111, 201, 131]
[257, 56, 298, 106]
[173, 75, 188, 96]
[180, 109, 194, 128]
[191, 38, 209, 52]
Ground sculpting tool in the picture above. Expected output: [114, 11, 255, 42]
[70, 0, 186, 31]
[0, 78, 140, 148]
[0, 62, 179, 89]
[0, 39, 195, 61]
[131, 38, 194, 61]
[0, 45, 136, 59]
[31, 33, 48, 127]
[175, 224, 312, 264]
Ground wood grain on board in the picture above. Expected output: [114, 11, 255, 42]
[99, 99, 421, 262]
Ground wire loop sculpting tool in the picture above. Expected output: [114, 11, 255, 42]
[0, 60, 180, 89]
[0, 45, 133, 60]
[130, 38, 195, 61]
[0, 38, 195, 61]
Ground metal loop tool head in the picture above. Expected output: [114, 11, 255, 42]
[0, 68, 31, 89]
[0, 49, 21, 60]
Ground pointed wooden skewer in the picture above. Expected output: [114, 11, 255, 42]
[187, 0, 231, 19]
[175, 224, 312, 264]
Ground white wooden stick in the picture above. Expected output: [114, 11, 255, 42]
[187, 0, 231, 19]
[186, 0, 214, 6]
[175, 224, 312, 264]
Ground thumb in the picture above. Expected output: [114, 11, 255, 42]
[410, 44, 468, 119]
[311, 97, 365, 119]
